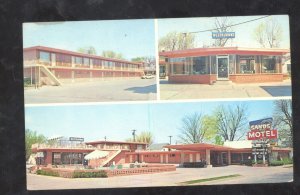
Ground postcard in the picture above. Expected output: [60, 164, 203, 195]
[23, 15, 293, 191]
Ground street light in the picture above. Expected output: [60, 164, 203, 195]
[168, 136, 172, 145]
[132, 130, 137, 142]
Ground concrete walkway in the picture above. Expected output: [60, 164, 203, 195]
[25, 79, 157, 104]
[27, 165, 293, 190]
[160, 79, 291, 100]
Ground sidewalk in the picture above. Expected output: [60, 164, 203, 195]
[160, 79, 291, 100]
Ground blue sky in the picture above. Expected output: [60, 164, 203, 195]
[158, 15, 290, 49]
[25, 99, 279, 143]
[23, 19, 156, 60]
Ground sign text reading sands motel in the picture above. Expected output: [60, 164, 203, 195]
[247, 118, 278, 140]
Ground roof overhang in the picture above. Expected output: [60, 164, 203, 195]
[160, 47, 290, 58]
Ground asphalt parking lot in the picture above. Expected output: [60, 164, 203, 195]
[27, 165, 293, 190]
[24, 78, 157, 104]
[160, 79, 292, 100]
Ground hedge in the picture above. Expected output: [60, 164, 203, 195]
[36, 169, 59, 177]
[269, 160, 284, 166]
[73, 171, 107, 178]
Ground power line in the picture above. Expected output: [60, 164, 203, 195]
[186, 15, 271, 34]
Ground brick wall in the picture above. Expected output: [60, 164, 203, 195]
[169, 74, 217, 84]
[229, 74, 283, 83]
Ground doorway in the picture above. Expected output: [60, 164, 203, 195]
[217, 56, 229, 80]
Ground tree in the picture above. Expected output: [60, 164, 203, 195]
[214, 104, 248, 142]
[126, 131, 154, 145]
[25, 129, 47, 161]
[131, 56, 156, 70]
[211, 17, 234, 47]
[178, 113, 214, 144]
[77, 46, 97, 55]
[158, 31, 195, 52]
[253, 18, 283, 48]
[102, 50, 124, 59]
[273, 99, 293, 147]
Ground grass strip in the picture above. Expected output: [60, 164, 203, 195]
[181, 174, 241, 185]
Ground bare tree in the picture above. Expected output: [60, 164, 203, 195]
[178, 113, 206, 144]
[215, 104, 248, 141]
[273, 99, 293, 147]
[253, 18, 283, 48]
[158, 31, 195, 52]
[212, 17, 234, 47]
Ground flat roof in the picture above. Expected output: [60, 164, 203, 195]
[164, 143, 235, 151]
[85, 140, 148, 145]
[159, 47, 290, 58]
[24, 46, 142, 65]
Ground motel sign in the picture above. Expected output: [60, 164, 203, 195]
[247, 129, 278, 140]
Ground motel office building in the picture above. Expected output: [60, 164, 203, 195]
[159, 47, 289, 84]
[31, 139, 291, 168]
[23, 46, 145, 86]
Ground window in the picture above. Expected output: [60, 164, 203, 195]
[39, 51, 50, 63]
[52, 152, 61, 165]
[262, 56, 278, 73]
[170, 154, 176, 157]
[83, 58, 89, 66]
[192, 56, 209, 74]
[61, 152, 83, 164]
[170, 57, 186, 74]
[237, 56, 255, 74]
[75, 56, 83, 64]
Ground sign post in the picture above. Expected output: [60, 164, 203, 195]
[247, 118, 277, 165]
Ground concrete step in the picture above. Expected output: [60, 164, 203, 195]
[213, 80, 233, 85]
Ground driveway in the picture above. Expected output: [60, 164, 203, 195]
[27, 165, 293, 190]
[24, 78, 157, 104]
[160, 79, 291, 100]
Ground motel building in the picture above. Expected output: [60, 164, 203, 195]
[30, 137, 292, 168]
[23, 46, 145, 86]
[159, 47, 290, 84]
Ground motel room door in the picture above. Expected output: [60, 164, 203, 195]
[217, 56, 229, 80]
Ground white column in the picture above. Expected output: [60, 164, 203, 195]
[165, 154, 168, 163]
[160, 154, 163, 163]
[189, 154, 193, 162]
[196, 153, 201, 162]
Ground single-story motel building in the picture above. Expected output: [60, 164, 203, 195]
[159, 47, 290, 84]
[30, 138, 292, 168]
[23, 46, 145, 86]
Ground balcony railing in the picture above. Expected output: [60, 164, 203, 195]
[31, 143, 97, 150]
[23, 60, 144, 72]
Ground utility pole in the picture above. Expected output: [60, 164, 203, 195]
[132, 130, 137, 142]
[168, 136, 172, 145]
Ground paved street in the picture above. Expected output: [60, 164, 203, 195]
[160, 79, 291, 100]
[27, 165, 293, 190]
[24, 78, 157, 104]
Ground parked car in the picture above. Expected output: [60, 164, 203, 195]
[141, 74, 155, 79]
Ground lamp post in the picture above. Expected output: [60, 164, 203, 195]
[132, 130, 137, 142]
[168, 136, 172, 145]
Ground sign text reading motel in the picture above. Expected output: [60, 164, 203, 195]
[247, 129, 277, 140]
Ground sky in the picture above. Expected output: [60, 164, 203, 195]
[25, 99, 280, 144]
[23, 15, 290, 62]
[23, 19, 156, 60]
[157, 15, 290, 49]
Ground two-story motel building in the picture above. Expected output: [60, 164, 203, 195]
[23, 46, 145, 86]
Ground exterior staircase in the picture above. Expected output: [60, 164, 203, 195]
[39, 65, 62, 86]
[100, 150, 122, 167]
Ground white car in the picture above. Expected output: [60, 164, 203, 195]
[141, 74, 155, 79]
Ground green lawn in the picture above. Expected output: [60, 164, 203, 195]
[180, 174, 241, 185]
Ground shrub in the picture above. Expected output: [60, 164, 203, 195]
[73, 170, 107, 178]
[36, 169, 59, 177]
[282, 158, 293, 165]
[269, 160, 284, 166]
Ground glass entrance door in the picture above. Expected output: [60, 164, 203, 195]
[217, 56, 229, 80]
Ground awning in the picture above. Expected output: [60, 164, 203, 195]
[84, 150, 109, 160]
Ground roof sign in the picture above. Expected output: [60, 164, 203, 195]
[212, 32, 235, 39]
